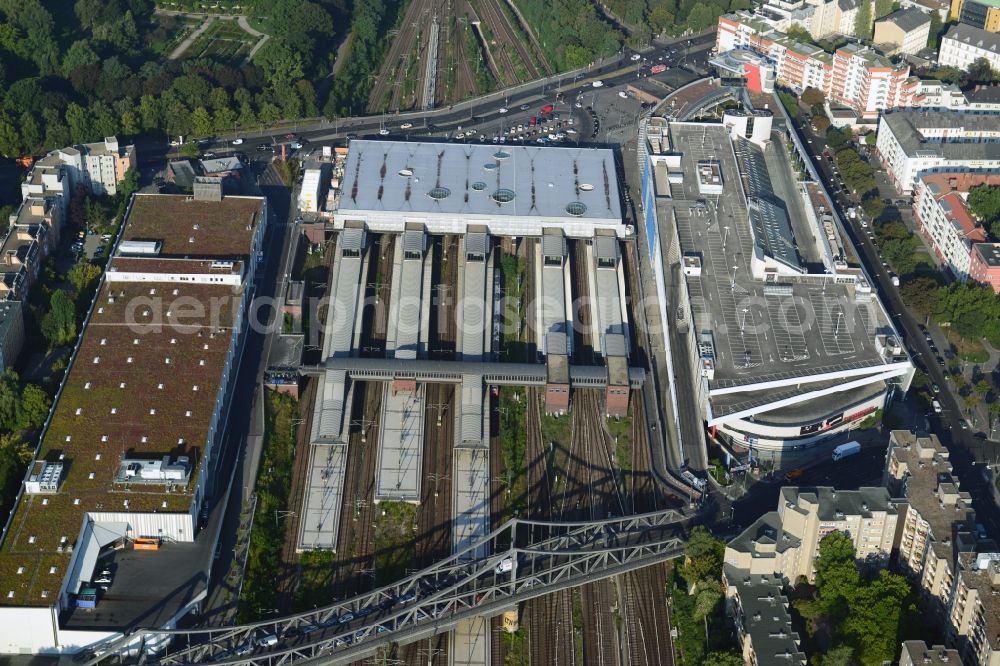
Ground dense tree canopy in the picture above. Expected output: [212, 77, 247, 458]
[0, 0, 341, 155]
[968, 184, 1000, 240]
[798, 533, 922, 666]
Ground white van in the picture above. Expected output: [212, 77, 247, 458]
[932, 400, 942, 413]
[495, 557, 515, 575]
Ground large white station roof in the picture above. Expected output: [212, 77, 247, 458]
[337, 140, 623, 223]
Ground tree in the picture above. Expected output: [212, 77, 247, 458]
[18, 384, 51, 430]
[68, 261, 102, 294]
[861, 196, 884, 220]
[681, 526, 725, 585]
[927, 9, 943, 49]
[843, 570, 915, 665]
[61, 39, 100, 76]
[255, 40, 305, 87]
[0, 371, 21, 431]
[812, 114, 831, 132]
[138, 94, 161, 132]
[899, 277, 939, 317]
[865, 132, 877, 146]
[990, 402, 1000, 432]
[819, 644, 855, 666]
[802, 86, 825, 107]
[975, 379, 991, 398]
[190, 106, 214, 137]
[968, 57, 998, 84]
[814, 532, 858, 620]
[874, 0, 893, 18]
[41, 290, 77, 347]
[0, 115, 21, 158]
[65, 102, 94, 144]
[693, 583, 722, 619]
[0, 431, 32, 512]
[967, 185, 1000, 240]
[786, 24, 813, 44]
[855, 0, 874, 37]
[702, 651, 744, 666]
[827, 126, 852, 150]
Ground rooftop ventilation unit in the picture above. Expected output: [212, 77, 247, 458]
[118, 240, 162, 256]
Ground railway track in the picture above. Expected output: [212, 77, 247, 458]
[498, 0, 553, 76]
[397, 382, 454, 666]
[360, 234, 394, 355]
[454, 15, 479, 100]
[275, 379, 318, 612]
[329, 381, 383, 600]
[475, 0, 519, 86]
[479, 0, 540, 84]
[429, 235, 457, 358]
[570, 239, 596, 365]
[368, 0, 437, 112]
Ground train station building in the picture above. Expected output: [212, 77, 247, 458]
[302, 139, 640, 548]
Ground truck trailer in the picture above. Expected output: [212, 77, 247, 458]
[831, 441, 861, 461]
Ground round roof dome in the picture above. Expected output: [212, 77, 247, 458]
[491, 188, 515, 204]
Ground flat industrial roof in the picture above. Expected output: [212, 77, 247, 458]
[0, 281, 238, 606]
[336, 140, 622, 222]
[121, 194, 264, 258]
[659, 123, 898, 390]
[0, 193, 263, 607]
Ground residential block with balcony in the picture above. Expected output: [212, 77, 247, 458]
[912, 172, 1000, 280]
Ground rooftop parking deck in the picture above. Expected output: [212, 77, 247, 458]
[661, 123, 896, 389]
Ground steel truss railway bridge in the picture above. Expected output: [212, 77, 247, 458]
[85, 509, 687, 666]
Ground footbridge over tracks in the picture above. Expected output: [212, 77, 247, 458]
[300, 357, 647, 390]
[83, 510, 688, 666]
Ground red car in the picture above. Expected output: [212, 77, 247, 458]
[540, 104, 554, 114]
[529, 116, 537, 127]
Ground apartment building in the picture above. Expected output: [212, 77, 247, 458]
[0, 220, 53, 302]
[717, 13, 914, 120]
[950, 552, 1000, 665]
[885, 431, 1000, 666]
[723, 487, 896, 664]
[722, 567, 807, 665]
[912, 173, 1000, 280]
[884, 431, 976, 617]
[939, 23, 1000, 70]
[900, 641, 963, 666]
[724, 486, 898, 582]
[969, 242, 1000, 292]
[875, 110, 1000, 193]
[27, 137, 135, 198]
[950, 0, 1000, 31]
[874, 7, 933, 54]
